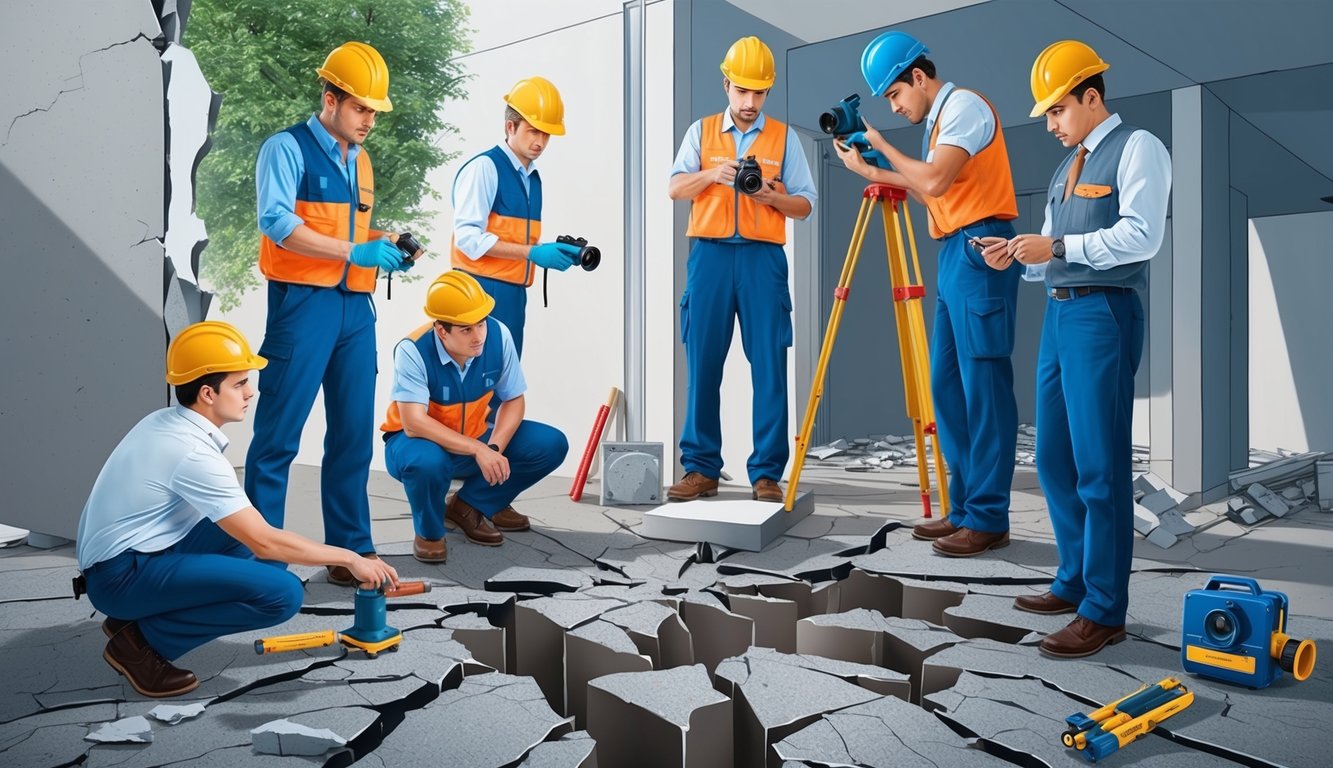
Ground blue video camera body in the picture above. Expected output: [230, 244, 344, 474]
[1181, 575, 1317, 689]
[819, 93, 889, 170]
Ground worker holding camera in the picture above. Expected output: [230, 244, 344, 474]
[834, 31, 1021, 559]
[380, 272, 569, 562]
[246, 42, 413, 587]
[451, 76, 584, 357]
[667, 36, 816, 504]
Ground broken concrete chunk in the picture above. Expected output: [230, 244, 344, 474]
[1246, 483, 1291, 518]
[586, 665, 731, 768]
[1133, 503, 1160, 535]
[519, 729, 598, 767]
[85, 715, 153, 744]
[251, 719, 347, 756]
[1154, 508, 1196, 536]
[1133, 471, 1170, 499]
[147, 702, 206, 724]
[1139, 488, 1180, 515]
[1145, 526, 1179, 549]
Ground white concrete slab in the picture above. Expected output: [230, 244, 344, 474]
[639, 491, 815, 551]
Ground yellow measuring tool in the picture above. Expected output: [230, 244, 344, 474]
[785, 183, 948, 519]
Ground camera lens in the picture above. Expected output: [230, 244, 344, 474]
[579, 245, 600, 272]
[818, 111, 840, 135]
[1203, 608, 1239, 647]
[738, 172, 763, 195]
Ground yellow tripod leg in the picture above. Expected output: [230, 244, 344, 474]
[785, 196, 876, 511]
[900, 203, 951, 520]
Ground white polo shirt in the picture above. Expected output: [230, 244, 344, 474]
[76, 406, 252, 570]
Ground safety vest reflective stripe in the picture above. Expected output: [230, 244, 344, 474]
[923, 90, 1018, 240]
[687, 113, 788, 245]
[380, 320, 505, 441]
[452, 145, 542, 287]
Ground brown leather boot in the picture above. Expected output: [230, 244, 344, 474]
[1039, 615, 1127, 658]
[492, 505, 530, 532]
[667, 472, 719, 501]
[931, 528, 1010, 557]
[412, 535, 447, 564]
[911, 518, 960, 541]
[751, 478, 783, 502]
[102, 616, 131, 638]
[328, 552, 380, 586]
[102, 621, 199, 698]
[445, 495, 504, 546]
[1014, 591, 1077, 615]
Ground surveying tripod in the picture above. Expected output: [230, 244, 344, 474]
[783, 183, 949, 520]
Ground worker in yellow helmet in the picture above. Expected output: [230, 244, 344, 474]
[247, 42, 414, 588]
[450, 76, 583, 357]
[76, 322, 399, 698]
[977, 40, 1171, 659]
[666, 36, 817, 504]
[380, 272, 568, 562]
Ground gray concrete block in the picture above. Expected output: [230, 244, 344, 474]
[566, 620, 652, 729]
[1156, 508, 1197, 536]
[487, 566, 593, 595]
[1134, 502, 1161, 534]
[86, 715, 153, 744]
[1134, 471, 1171, 498]
[1140, 488, 1182, 516]
[441, 612, 506, 673]
[1247, 482, 1292, 518]
[725, 592, 799, 653]
[600, 601, 694, 669]
[587, 665, 730, 768]
[1146, 526, 1180, 548]
[639, 492, 815, 552]
[677, 596, 755, 680]
[250, 720, 346, 756]
[514, 597, 626, 714]
[519, 730, 598, 768]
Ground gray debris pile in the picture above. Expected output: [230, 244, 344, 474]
[806, 435, 919, 472]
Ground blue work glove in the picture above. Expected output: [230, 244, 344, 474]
[349, 238, 409, 273]
[528, 241, 580, 272]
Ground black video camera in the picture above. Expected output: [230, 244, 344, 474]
[394, 232, 424, 267]
[819, 93, 862, 136]
[556, 235, 600, 271]
[735, 155, 765, 196]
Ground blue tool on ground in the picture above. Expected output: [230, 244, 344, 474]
[254, 581, 431, 658]
[1182, 574, 1317, 688]
[1061, 677, 1193, 763]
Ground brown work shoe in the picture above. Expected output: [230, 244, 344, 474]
[102, 621, 199, 698]
[102, 616, 131, 638]
[446, 495, 504, 546]
[751, 478, 783, 502]
[492, 505, 530, 532]
[911, 518, 960, 541]
[1039, 615, 1127, 658]
[1014, 591, 1078, 615]
[667, 472, 719, 501]
[413, 535, 447, 564]
[932, 528, 1010, 558]
[328, 552, 380, 587]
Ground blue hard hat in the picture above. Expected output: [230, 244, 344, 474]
[861, 31, 929, 97]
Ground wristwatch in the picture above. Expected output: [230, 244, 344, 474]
[488, 443, 502, 454]
[1051, 237, 1066, 260]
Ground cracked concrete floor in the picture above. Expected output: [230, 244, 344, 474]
[1, 463, 1330, 767]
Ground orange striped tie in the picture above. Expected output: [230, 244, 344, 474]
[1063, 145, 1088, 202]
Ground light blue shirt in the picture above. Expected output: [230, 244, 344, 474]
[76, 407, 252, 570]
[452, 142, 538, 260]
[923, 82, 995, 160]
[670, 110, 818, 227]
[1025, 114, 1173, 282]
[256, 114, 361, 244]
[390, 320, 526, 409]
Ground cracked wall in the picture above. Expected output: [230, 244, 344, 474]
[0, 0, 213, 541]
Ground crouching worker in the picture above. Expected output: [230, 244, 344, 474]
[381, 271, 568, 563]
[75, 321, 399, 698]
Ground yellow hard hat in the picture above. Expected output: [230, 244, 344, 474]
[504, 77, 565, 136]
[425, 271, 496, 326]
[165, 321, 267, 386]
[1029, 40, 1109, 118]
[317, 41, 393, 112]
[720, 36, 775, 90]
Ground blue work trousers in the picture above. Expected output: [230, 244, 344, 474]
[244, 282, 377, 554]
[931, 221, 1020, 533]
[384, 420, 568, 540]
[1037, 289, 1144, 626]
[84, 518, 303, 661]
[678, 239, 792, 484]
[474, 274, 528, 357]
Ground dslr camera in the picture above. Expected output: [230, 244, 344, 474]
[735, 155, 766, 196]
[556, 235, 601, 272]
[394, 231, 424, 267]
[819, 93, 889, 170]
[1181, 575, 1317, 688]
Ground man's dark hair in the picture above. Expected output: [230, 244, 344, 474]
[434, 319, 457, 333]
[322, 80, 352, 104]
[893, 56, 937, 86]
[175, 371, 229, 407]
[1070, 74, 1106, 104]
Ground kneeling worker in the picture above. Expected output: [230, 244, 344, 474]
[76, 321, 400, 698]
[381, 271, 568, 562]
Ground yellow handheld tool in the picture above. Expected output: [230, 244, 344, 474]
[1062, 677, 1194, 762]
[255, 581, 432, 659]
[785, 183, 948, 518]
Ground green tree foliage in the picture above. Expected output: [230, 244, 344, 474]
[187, 0, 470, 309]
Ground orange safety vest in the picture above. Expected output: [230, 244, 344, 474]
[686, 113, 788, 245]
[451, 145, 542, 287]
[921, 89, 1018, 240]
[380, 320, 505, 441]
[258, 121, 378, 292]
